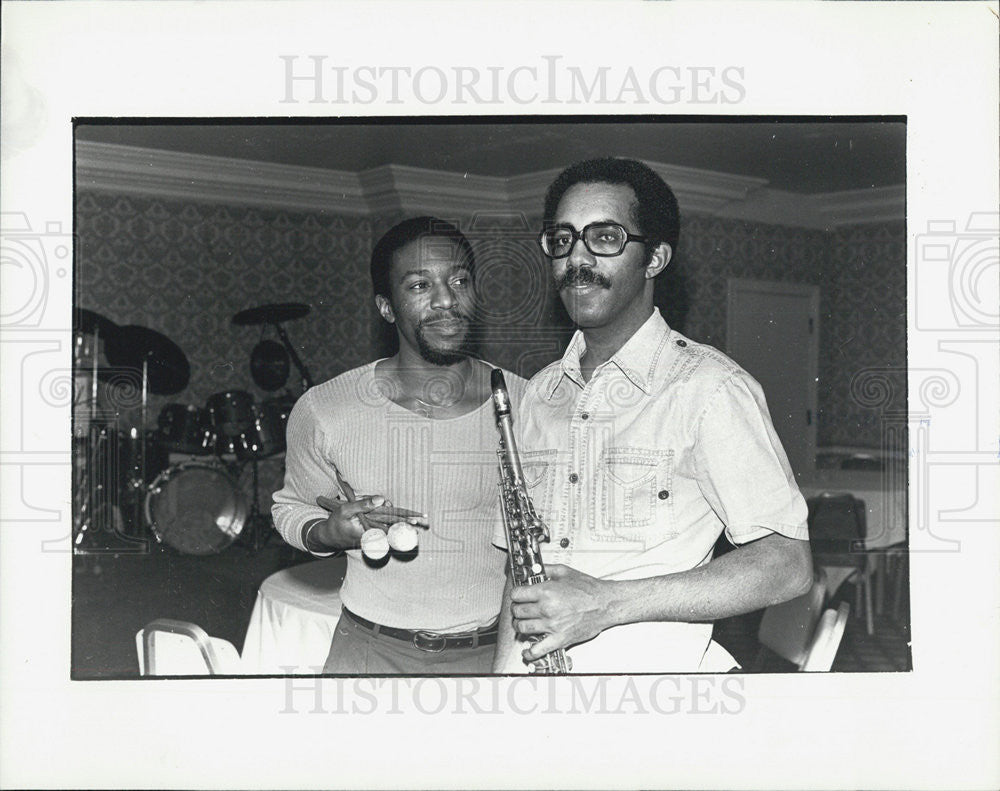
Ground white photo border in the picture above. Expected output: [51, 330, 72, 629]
[1, 2, 998, 789]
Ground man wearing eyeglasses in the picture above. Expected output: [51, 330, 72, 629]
[493, 157, 812, 673]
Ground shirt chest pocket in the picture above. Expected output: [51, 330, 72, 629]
[519, 449, 556, 491]
[596, 448, 675, 543]
[507, 448, 558, 521]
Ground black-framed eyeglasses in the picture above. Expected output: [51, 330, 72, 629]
[538, 222, 648, 259]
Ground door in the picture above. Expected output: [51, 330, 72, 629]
[726, 279, 818, 480]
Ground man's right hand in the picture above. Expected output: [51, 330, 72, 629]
[307, 495, 428, 551]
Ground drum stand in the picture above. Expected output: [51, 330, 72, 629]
[271, 320, 314, 392]
[239, 457, 273, 553]
[76, 428, 150, 554]
[78, 359, 153, 554]
[73, 326, 101, 550]
[118, 359, 153, 547]
[73, 426, 103, 552]
[73, 327, 144, 554]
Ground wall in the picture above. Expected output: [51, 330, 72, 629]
[667, 214, 906, 450]
[76, 192, 374, 420]
[76, 191, 906, 451]
[75, 195, 558, 420]
[823, 220, 907, 447]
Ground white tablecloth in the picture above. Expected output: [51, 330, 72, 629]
[241, 558, 346, 674]
[799, 469, 907, 550]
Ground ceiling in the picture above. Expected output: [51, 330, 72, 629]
[75, 118, 905, 194]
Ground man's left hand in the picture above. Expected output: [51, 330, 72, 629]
[509, 564, 613, 663]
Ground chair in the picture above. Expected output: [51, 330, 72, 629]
[883, 543, 909, 621]
[801, 602, 851, 671]
[807, 493, 875, 635]
[756, 571, 851, 672]
[756, 570, 827, 670]
[136, 619, 242, 675]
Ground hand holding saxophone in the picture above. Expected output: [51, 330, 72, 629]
[510, 564, 613, 664]
[492, 368, 573, 673]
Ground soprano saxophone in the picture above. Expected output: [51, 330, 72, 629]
[491, 369, 572, 674]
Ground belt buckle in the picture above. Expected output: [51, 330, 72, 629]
[412, 631, 447, 653]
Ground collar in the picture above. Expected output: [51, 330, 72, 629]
[547, 308, 672, 399]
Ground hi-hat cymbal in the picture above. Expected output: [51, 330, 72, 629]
[74, 308, 118, 339]
[232, 302, 311, 326]
[103, 325, 190, 395]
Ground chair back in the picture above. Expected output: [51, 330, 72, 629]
[807, 493, 867, 558]
[801, 601, 851, 671]
[758, 571, 828, 669]
[136, 619, 242, 675]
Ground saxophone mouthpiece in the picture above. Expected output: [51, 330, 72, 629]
[491, 368, 511, 416]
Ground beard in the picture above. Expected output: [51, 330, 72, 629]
[414, 316, 474, 366]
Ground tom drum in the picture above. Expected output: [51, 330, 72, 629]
[157, 403, 215, 455]
[235, 396, 294, 459]
[207, 390, 255, 440]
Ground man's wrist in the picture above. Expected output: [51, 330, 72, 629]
[302, 518, 330, 552]
[601, 578, 639, 629]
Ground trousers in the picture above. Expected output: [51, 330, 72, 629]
[322, 612, 496, 674]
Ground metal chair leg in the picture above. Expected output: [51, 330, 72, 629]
[864, 576, 874, 636]
[874, 555, 885, 615]
[892, 552, 907, 621]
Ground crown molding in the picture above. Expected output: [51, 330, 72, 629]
[75, 141, 364, 214]
[499, 163, 767, 218]
[812, 185, 906, 228]
[363, 164, 512, 216]
[701, 185, 905, 229]
[75, 140, 904, 228]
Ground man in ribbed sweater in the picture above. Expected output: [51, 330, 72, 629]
[273, 216, 526, 674]
[493, 159, 813, 673]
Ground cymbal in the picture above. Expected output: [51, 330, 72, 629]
[103, 325, 190, 395]
[232, 302, 310, 326]
[74, 308, 118, 339]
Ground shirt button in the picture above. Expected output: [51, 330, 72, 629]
[676, 339, 687, 348]
[580, 412, 590, 421]
[559, 538, 570, 548]
[569, 473, 579, 484]
[658, 490, 670, 500]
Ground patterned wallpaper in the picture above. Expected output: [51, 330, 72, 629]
[824, 221, 907, 447]
[75, 194, 553, 422]
[76, 192, 376, 422]
[76, 192, 905, 451]
[677, 216, 831, 347]
[666, 215, 906, 450]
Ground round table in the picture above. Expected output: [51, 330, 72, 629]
[241, 557, 346, 674]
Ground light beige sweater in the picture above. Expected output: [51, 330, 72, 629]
[272, 360, 526, 632]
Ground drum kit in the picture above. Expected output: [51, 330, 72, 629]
[74, 302, 314, 556]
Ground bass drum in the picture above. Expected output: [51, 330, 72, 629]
[145, 462, 247, 555]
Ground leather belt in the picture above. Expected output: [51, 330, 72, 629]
[342, 607, 498, 652]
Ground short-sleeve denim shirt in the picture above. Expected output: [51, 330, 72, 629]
[504, 308, 808, 583]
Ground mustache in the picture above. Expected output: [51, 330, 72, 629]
[556, 265, 612, 291]
[420, 311, 470, 327]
